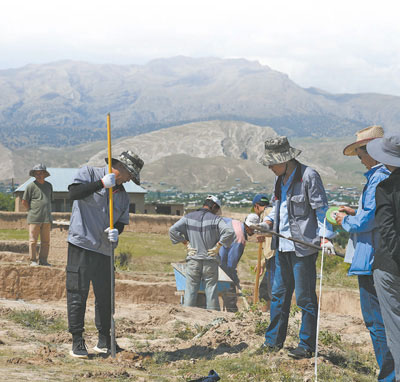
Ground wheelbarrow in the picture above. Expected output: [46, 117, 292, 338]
[171, 262, 234, 305]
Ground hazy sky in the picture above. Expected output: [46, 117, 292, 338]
[2, 0, 400, 95]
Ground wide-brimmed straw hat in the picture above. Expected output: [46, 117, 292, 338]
[343, 125, 384, 156]
[105, 150, 144, 185]
[260, 136, 301, 166]
[29, 164, 50, 178]
[366, 135, 400, 167]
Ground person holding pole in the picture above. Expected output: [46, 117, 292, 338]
[257, 136, 335, 359]
[247, 194, 276, 310]
[66, 150, 144, 358]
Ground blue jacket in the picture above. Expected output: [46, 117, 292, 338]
[342, 164, 390, 275]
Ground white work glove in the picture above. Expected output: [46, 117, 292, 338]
[101, 173, 116, 188]
[321, 240, 335, 255]
[207, 243, 222, 257]
[186, 243, 197, 257]
[105, 227, 118, 243]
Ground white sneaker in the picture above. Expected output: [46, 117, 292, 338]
[30, 261, 38, 266]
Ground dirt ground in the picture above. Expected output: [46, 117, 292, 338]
[0, 238, 376, 382]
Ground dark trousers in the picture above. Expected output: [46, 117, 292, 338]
[66, 243, 111, 337]
[259, 256, 276, 303]
[359, 274, 395, 382]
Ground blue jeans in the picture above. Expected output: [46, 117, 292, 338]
[184, 258, 220, 310]
[264, 251, 318, 351]
[358, 275, 395, 382]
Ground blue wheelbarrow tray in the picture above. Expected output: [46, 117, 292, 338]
[171, 262, 233, 294]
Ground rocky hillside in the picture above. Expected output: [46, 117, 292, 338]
[5, 120, 367, 191]
[1, 57, 399, 148]
[86, 120, 277, 166]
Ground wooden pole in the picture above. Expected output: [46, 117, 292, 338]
[107, 113, 116, 358]
[253, 241, 263, 304]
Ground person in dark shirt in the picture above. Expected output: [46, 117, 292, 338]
[367, 135, 400, 382]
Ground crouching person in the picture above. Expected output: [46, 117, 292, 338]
[66, 151, 144, 358]
[169, 195, 234, 310]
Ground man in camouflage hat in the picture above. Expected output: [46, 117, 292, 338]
[257, 136, 335, 359]
[66, 150, 144, 358]
[22, 164, 53, 266]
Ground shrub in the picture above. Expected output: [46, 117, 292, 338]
[115, 251, 132, 271]
[319, 330, 342, 346]
[7, 309, 67, 332]
[0, 193, 14, 211]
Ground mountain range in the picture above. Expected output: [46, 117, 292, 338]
[1, 56, 399, 149]
[3, 120, 368, 191]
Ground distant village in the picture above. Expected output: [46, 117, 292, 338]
[1, 175, 361, 215]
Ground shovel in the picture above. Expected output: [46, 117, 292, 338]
[249, 225, 344, 258]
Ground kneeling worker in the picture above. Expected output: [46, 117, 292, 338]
[169, 195, 234, 310]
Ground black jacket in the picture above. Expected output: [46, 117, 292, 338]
[373, 168, 400, 276]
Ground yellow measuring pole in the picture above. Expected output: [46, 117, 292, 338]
[107, 113, 116, 358]
[107, 113, 114, 230]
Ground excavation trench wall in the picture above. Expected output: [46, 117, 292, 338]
[0, 260, 362, 318]
[0, 263, 179, 305]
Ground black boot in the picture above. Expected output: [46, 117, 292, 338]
[93, 333, 123, 354]
[70, 334, 88, 358]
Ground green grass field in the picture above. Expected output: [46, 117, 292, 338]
[114, 231, 357, 289]
[0, 228, 29, 241]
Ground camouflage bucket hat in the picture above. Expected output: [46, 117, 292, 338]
[105, 150, 144, 185]
[29, 163, 50, 178]
[260, 136, 301, 166]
